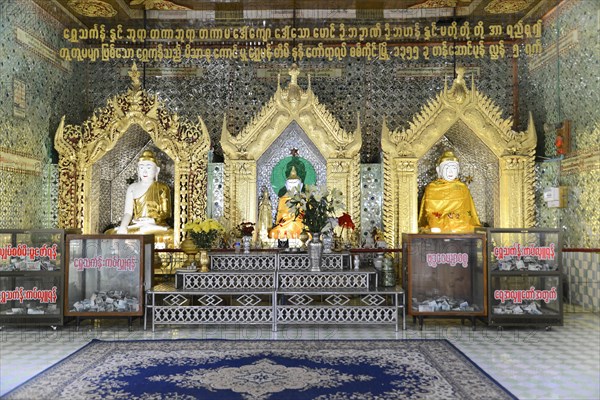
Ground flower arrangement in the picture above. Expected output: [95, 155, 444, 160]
[286, 185, 346, 233]
[184, 218, 225, 249]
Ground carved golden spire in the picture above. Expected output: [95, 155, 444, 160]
[128, 62, 141, 91]
[287, 63, 302, 103]
[448, 66, 467, 104]
[288, 63, 300, 85]
[288, 166, 299, 179]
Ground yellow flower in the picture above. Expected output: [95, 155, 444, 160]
[184, 218, 225, 249]
[184, 218, 224, 233]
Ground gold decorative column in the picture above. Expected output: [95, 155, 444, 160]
[223, 160, 257, 227]
[327, 158, 361, 233]
[397, 158, 419, 237]
[499, 155, 536, 228]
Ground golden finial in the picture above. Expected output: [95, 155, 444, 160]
[128, 62, 141, 90]
[287, 64, 302, 103]
[287, 166, 299, 179]
[437, 150, 459, 165]
[139, 150, 157, 164]
[288, 63, 300, 85]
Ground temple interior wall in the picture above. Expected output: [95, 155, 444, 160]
[0, 0, 597, 311]
[0, 0, 83, 229]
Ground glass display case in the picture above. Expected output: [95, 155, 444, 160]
[65, 235, 153, 317]
[477, 228, 563, 328]
[402, 233, 487, 328]
[0, 229, 76, 327]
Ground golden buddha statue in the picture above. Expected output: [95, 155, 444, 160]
[418, 150, 481, 233]
[107, 150, 173, 246]
[269, 159, 306, 240]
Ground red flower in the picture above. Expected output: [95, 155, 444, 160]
[338, 213, 355, 230]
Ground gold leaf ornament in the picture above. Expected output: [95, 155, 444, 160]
[68, 0, 117, 17]
[130, 0, 190, 10]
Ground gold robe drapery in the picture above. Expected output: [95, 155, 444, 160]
[106, 181, 172, 240]
[132, 181, 171, 226]
[418, 179, 481, 233]
[269, 196, 305, 239]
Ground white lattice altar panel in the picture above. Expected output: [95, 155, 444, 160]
[277, 271, 370, 290]
[275, 268, 403, 330]
[276, 304, 398, 325]
[179, 271, 276, 290]
[146, 254, 405, 332]
[153, 306, 273, 324]
[146, 283, 276, 331]
[210, 252, 277, 271]
[279, 253, 349, 271]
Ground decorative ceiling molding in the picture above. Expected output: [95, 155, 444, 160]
[46, 0, 559, 23]
[43, 0, 86, 27]
[130, 0, 191, 11]
[410, 0, 459, 9]
[67, 0, 118, 18]
[457, 0, 484, 16]
[115, 0, 143, 18]
[485, 0, 534, 15]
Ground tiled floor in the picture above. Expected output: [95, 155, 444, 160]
[1, 313, 598, 399]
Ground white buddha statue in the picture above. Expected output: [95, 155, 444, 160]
[418, 150, 481, 233]
[107, 150, 173, 243]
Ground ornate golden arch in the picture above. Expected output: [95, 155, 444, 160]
[54, 63, 210, 246]
[221, 64, 362, 228]
[382, 67, 536, 246]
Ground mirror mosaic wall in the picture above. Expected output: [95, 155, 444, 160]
[0, 0, 598, 309]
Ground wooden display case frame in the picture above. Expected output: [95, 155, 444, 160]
[477, 227, 563, 329]
[0, 229, 78, 328]
[403, 233, 487, 329]
[64, 234, 154, 320]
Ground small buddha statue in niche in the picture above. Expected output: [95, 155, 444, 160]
[269, 158, 306, 240]
[107, 150, 173, 244]
[418, 150, 481, 234]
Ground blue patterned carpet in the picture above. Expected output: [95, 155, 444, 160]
[4, 339, 515, 399]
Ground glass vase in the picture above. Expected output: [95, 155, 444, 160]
[322, 233, 333, 253]
[242, 236, 251, 254]
[382, 257, 396, 287]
